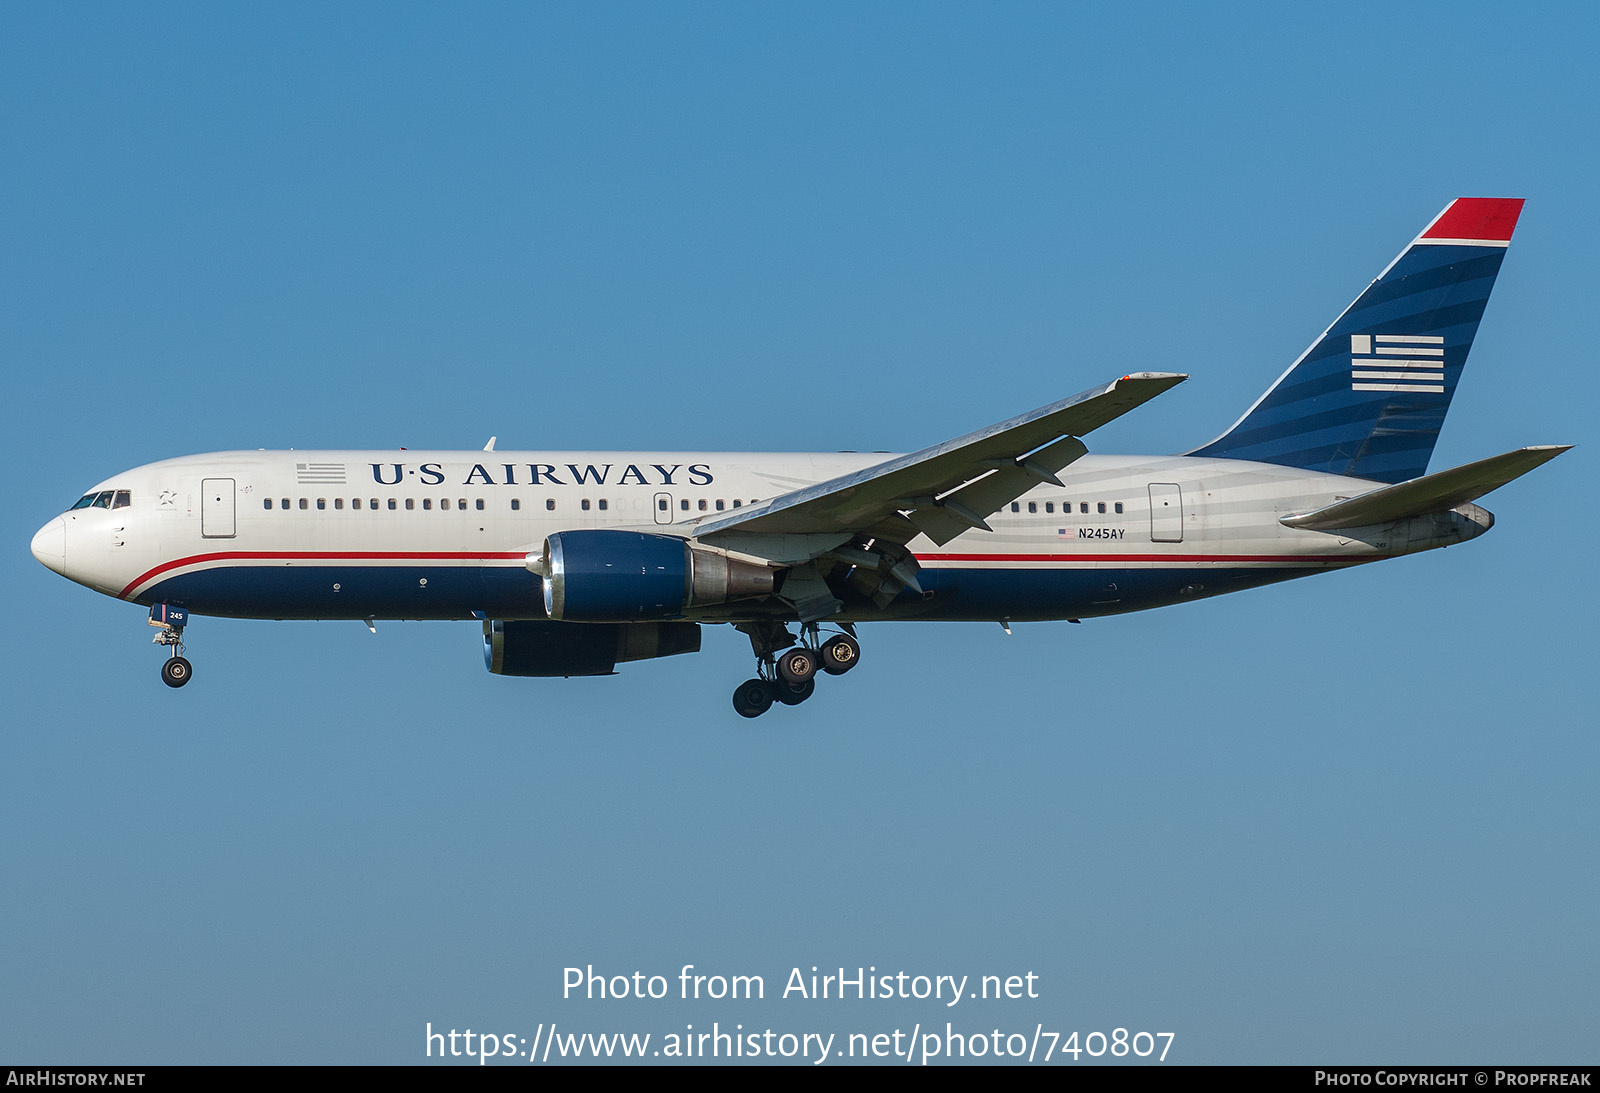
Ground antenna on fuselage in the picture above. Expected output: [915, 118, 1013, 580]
[483, 436, 497, 451]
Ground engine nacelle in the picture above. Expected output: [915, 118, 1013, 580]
[482, 619, 702, 677]
[539, 530, 776, 622]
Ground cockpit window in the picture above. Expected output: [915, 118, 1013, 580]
[71, 491, 116, 510]
[112, 490, 131, 509]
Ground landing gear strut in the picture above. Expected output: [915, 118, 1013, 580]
[729, 621, 859, 718]
[149, 604, 193, 688]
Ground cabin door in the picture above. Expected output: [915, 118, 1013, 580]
[201, 479, 236, 538]
[1148, 482, 1183, 543]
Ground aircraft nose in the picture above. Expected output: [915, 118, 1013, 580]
[31, 517, 66, 575]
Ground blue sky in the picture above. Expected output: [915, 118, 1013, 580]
[3, 2, 1594, 1064]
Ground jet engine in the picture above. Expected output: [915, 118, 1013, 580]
[536, 530, 776, 622]
[482, 619, 702, 677]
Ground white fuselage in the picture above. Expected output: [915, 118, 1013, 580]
[32, 449, 1491, 624]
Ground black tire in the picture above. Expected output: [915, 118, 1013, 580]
[777, 647, 817, 685]
[776, 678, 815, 705]
[820, 634, 861, 675]
[732, 678, 775, 718]
[161, 656, 193, 688]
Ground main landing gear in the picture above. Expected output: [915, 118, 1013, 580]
[730, 622, 861, 718]
[149, 604, 193, 688]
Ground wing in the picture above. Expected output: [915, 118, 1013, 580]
[693, 372, 1185, 548]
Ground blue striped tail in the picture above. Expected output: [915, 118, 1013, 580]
[1189, 198, 1523, 484]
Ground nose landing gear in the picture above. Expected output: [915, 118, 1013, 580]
[730, 621, 859, 718]
[149, 604, 193, 688]
[160, 650, 193, 688]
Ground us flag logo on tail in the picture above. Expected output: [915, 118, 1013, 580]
[1350, 334, 1445, 394]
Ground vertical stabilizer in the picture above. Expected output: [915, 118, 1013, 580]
[1188, 198, 1523, 483]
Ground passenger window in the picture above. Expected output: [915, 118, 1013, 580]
[681, 499, 690, 510]
[387, 499, 397, 510]
[1115, 502, 1123, 514]
[282, 498, 291, 510]
[422, 498, 432, 510]
[405, 498, 415, 510]
[317, 498, 326, 510]
[334, 498, 344, 510]
[1027, 501, 1037, 513]
[458, 498, 467, 510]
[733, 500, 742, 508]
[545, 499, 555, 511]
[510, 499, 520, 511]
[698, 499, 707, 511]
[1010, 502, 1020, 513]
[1098, 502, 1106, 514]
[263, 499, 273, 510]
[476, 499, 485, 511]
[440, 498, 450, 511]
[716, 499, 725, 511]
[352, 498, 362, 510]
[581, 499, 591, 511]
[1045, 502, 1054, 513]
[1080, 502, 1089, 513]
[372, 499, 380, 510]
[598, 499, 608, 511]
[299, 498, 309, 510]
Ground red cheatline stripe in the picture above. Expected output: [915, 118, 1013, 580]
[122, 548, 1378, 600]
[1420, 197, 1524, 243]
[120, 550, 529, 599]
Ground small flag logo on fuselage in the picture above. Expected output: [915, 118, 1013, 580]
[1350, 334, 1445, 394]
[295, 462, 347, 484]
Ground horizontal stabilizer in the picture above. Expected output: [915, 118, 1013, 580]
[1280, 445, 1571, 531]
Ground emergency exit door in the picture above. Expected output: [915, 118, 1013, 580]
[201, 479, 236, 538]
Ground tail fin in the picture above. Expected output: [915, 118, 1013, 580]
[1188, 198, 1524, 484]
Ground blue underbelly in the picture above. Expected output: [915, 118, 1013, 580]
[138, 562, 1332, 622]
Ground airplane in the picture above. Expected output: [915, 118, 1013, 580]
[30, 197, 1570, 717]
